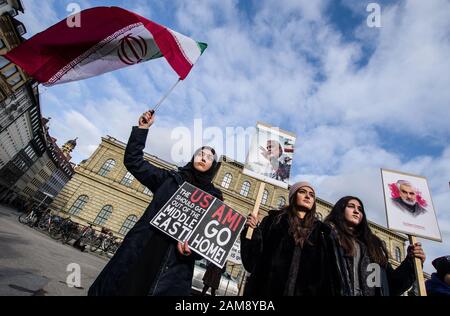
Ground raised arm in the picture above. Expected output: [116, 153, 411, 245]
[124, 111, 171, 192]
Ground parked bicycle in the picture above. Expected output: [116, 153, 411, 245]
[73, 223, 97, 251]
[50, 217, 80, 244]
[36, 210, 63, 233]
[18, 207, 44, 227]
[90, 227, 120, 255]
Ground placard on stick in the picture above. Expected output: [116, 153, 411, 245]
[150, 182, 246, 268]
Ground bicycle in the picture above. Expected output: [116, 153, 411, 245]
[90, 228, 118, 254]
[18, 207, 44, 227]
[73, 223, 97, 251]
[50, 217, 80, 244]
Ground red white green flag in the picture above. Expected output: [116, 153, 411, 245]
[4, 6, 207, 86]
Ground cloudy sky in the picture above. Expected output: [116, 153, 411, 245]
[16, 0, 449, 274]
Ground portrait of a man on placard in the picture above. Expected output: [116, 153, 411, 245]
[381, 168, 442, 242]
[243, 123, 296, 189]
[389, 180, 428, 217]
[258, 138, 293, 182]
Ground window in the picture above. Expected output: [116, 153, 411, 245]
[261, 190, 269, 205]
[98, 159, 115, 177]
[240, 181, 251, 197]
[277, 196, 286, 209]
[0, 56, 9, 69]
[16, 24, 26, 36]
[120, 171, 134, 187]
[143, 187, 152, 196]
[221, 173, 233, 189]
[94, 205, 113, 226]
[31, 178, 42, 188]
[395, 247, 402, 262]
[68, 195, 89, 216]
[7, 74, 22, 86]
[25, 145, 36, 161]
[119, 215, 138, 235]
[2, 65, 17, 78]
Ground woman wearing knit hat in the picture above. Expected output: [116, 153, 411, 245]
[240, 181, 342, 296]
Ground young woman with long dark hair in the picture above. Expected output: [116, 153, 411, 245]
[325, 196, 426, 296]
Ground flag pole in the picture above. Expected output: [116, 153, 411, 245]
[150, 78, 181, 114]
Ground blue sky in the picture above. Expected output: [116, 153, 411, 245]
[16, 0, 450, 274]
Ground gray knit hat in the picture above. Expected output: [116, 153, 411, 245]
[289, 181, 315, 201]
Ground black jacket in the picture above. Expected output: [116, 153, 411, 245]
[240, 210, 342, 296]
[330, 227, 417, 296]
[88, 127, 222, 296]
[240, 210, 416, 296]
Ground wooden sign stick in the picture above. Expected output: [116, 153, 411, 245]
[245, 182, 266, 240]
[408, 235, 427, 296]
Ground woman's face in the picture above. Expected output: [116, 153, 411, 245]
[193, 148, 214, 172]
[296, 187, 315, 211]
[344, 199, 364, 227]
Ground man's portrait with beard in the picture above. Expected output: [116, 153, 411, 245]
[392, 180, 428, 217]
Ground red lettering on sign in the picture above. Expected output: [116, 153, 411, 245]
[212, 205, 241, 232]
[190, 189, 212, 208]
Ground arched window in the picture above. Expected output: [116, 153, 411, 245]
[221, 173, 233, 189]
[277, 196, 286, 209]
[261, 190, 269, 205]
[395, 247, 402, 262]
[143, 187, 152, 196]
[240, 181, 251, 197]
[94, 205, 113, 226]
[119, 215, 138, 235]
[120, 171, 134, 187]
[68, 195, 89, 216]
[98, 159, 116, 177]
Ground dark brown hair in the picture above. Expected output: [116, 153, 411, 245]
[324, 196, 389, 267]
[279, 191, 317, 247]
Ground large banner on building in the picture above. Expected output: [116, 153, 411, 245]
[381, 168, 442, 241]
[150, 182, 246, 268]
[243, 122, 296, 189]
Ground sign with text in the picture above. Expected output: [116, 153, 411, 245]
[150, 182, 246, 268]
[227, 239, 242, 265]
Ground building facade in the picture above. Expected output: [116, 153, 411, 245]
[0, 2, 76, 210]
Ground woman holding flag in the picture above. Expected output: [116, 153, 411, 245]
[88, 111, 223, 296]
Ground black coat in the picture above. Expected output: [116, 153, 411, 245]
[330, 227, 416, 296]
[240, 210, 416, 296]
[88, 127, 222, 296]
[240, 210, 342, 296]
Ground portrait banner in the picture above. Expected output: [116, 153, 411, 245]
[381, 168, 442, 241]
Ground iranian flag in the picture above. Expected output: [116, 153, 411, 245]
[4, 6, 207, 86]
